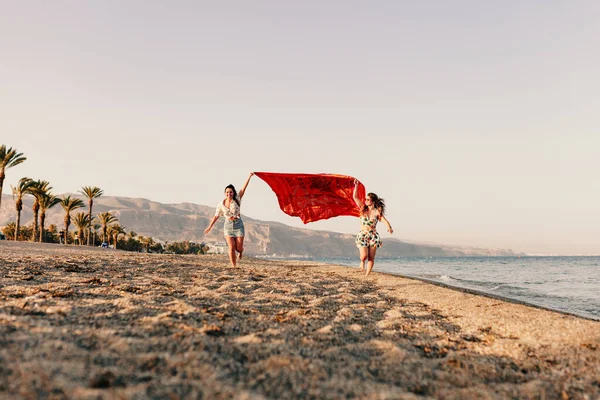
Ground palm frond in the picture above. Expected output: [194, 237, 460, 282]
[79, 186, 104, 199]
[0, 145, 27, 169]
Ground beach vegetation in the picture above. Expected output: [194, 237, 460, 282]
[72, 212, 91, 245]
[0, 145, 27, 211]
[108, 223, 126, 249]
[97, 212, 118, 245]
[139, 235, 153, 252]
[59, 195, 85, 245]
[91, 222, 101, 246]
[136, 235, 164, 253]
[1, 222, 16, 240]
[0, 147, 207, 254]
[79, 186, 104, 246]
[47, 224, 58, 240]
[29, 180, 52, 242]
[11, 177, 35, 241]
[116, 235, 144, 252]
[1, 222, 34, 241]
[39, 194, 61, 242]
[165, 240, 209, 255]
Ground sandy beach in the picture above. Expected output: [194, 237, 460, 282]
[1, 241, 599, 399]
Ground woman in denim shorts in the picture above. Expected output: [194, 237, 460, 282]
[205, 172, 254, 268]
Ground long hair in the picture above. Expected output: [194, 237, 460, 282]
[361, 192, 385, 219]
[225, 184, 240, 206]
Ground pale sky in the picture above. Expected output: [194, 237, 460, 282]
[2, 1, 599, 255]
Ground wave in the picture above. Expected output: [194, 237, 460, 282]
[314, 256, 600, 321]
[409, 272, 600, 321]
[417, 273, 454, 281]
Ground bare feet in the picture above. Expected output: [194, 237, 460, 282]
[238, 251, 243, 260]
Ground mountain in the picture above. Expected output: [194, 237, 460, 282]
[0, 194, 521, 257]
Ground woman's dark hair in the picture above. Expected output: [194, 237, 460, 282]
[361, 192, 385, 218]
[225, 184, 240, 206]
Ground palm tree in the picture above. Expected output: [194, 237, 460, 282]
[60, 195, 85, 245]
[2, 222, 16, 240]
[30, 180, 52, 242]
[39, 193, 61, 242]
[0, 145, 27, 211]
[47, 224, 58, 239]
[108, 223, 126, 249]
[141, 236, 155, 253]
[79, 186, 104, 245]
[97, 212, 117, 244]
[72, 212, 91, 245]
[11, 177, 35, 241]
[91, 222, 101, 246]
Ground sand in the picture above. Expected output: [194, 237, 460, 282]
[1, 241, 599, 399]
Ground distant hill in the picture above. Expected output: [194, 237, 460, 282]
[0, 194, 521, 257]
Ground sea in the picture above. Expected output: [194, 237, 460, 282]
[281, 256, 600, 321]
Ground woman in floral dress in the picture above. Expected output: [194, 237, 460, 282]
[353, 179, 393, 276]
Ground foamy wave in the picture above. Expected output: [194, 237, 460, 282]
[418, 274, 455, 282]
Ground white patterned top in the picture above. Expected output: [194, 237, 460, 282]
[215, 195, 241, 219]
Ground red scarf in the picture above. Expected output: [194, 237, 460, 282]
[254, 172, 366, 224]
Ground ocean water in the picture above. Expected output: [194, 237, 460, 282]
[308, 256, 600, 321]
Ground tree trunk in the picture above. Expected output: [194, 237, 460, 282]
[0, 171, 5, 210]
[87, 200, 93, 246]
[39, 212, 46, 242]
[15, 199, 22, 241]
[64, 215, 70, 245]
[15, 212, 21, 240]
[32, 202, 40, 242]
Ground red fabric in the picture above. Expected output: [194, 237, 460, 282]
[254, 172, 366, 224]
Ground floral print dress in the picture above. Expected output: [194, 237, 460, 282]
[215, 195, 245, 238]
[355, 210, 382, 248]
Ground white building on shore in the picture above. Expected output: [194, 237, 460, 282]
[206, 242, 227, 254]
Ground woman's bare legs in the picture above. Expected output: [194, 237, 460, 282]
[365, 247, 377, 276]
[235, 237, 244, 260]
[358, 247, 368, 271]
[225, 236, 237, 267]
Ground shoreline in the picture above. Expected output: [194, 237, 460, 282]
[271, 255, 600, 323]
[392, 272, 600, 323]
[1, 241, 599, 398]
[348, 267, 600, 323]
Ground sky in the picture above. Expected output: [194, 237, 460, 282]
[1, 1, 599, 255]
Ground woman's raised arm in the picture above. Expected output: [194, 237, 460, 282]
[239, 172, 254, 199]
[353, 179, 364, 209]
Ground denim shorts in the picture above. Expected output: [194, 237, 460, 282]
[224, 218, 245, 237]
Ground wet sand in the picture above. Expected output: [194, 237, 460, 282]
[1, 241, 599, 399]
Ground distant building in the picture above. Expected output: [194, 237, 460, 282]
[206, 241, 226, 254]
